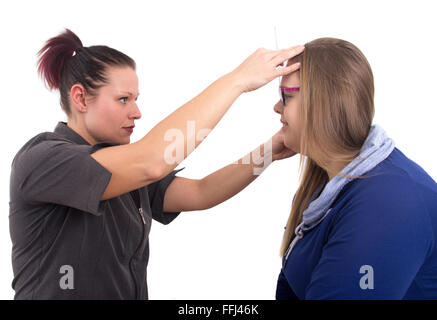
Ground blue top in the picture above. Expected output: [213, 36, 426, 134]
[276, 147, 437, 299]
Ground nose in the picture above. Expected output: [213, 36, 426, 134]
[130, 101, 142, 120]
[273, 100, 283, 115]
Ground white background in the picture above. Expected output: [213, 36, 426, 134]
[0, 0, 436, 300]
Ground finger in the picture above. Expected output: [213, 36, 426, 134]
[274, 153, 291, 161]
[273, 45, 305, 59]
[278, 150, 297, 160]
[275, 62, 301, 77]
[286, 149, 297, 157]
[271, 46, 301, 60]
[257, 47, 277, 60]
[271, 45, 305, 65]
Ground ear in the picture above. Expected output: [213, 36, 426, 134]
[70, 84, 87, 113]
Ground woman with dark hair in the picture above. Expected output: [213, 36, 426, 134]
[274, 37, 437, 299]
[9, 28, 304, 299]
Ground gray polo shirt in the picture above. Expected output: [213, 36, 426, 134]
[9, 121, 183, 299]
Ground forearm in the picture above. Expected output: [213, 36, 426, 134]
[196, 142, 273, 210]
[139, 72, 243, 179]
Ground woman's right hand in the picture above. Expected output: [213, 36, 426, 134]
[230, 45, 305, 93]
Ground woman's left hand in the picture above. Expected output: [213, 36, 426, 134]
[271, 129, 297, 161]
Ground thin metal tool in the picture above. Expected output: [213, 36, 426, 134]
[274, 26, 281, 86]
[274, 26, 279, 50]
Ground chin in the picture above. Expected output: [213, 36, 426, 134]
[120, 138, 130, 145]
[111, 136, 129, 145]
[284, 134, 301, 154]
[283, 139, 295, 152]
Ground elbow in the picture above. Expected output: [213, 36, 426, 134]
[143, 163, 164, 185]
[142, 146, 178, 183]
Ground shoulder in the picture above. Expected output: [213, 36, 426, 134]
[349, 167, 419, 203]
[14, 131, 76, 155]
[341, 174, 424, 219]
[12, 131, 119, 168]
[12, 132, 77, 167]
[330, 151, 435, 248]
[342, 147, 436, 210]
[345, 148, 437, 202]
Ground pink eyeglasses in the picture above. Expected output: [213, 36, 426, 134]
[279, 87, 300, 106]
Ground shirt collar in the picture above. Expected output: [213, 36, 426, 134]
[54, 121, 91, 146]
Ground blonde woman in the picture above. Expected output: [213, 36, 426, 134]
[274, 37, 437, 299]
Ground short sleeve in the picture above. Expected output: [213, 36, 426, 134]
[305, 174, 434, 299]
[147, 167, 185, 224]
[13, 140, 118, 216]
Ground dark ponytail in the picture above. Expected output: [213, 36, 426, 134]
[37, 28, 136, 116]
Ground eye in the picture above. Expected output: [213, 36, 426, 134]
[283, 95, 293, 105]
[119, 97, 128, 104]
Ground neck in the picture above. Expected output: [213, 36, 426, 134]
[327, 160, 351, 181]
[67, 119, 97, 145]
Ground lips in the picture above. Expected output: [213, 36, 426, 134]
[123, 125, 135, 134]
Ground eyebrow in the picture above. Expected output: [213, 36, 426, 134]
[120, 91, 140, 96]
[280, 87, 300, 92]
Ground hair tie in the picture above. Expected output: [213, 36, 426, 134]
[72, 46, 83, 57]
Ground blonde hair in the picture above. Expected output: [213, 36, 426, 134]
[280, 38, 375, 256]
